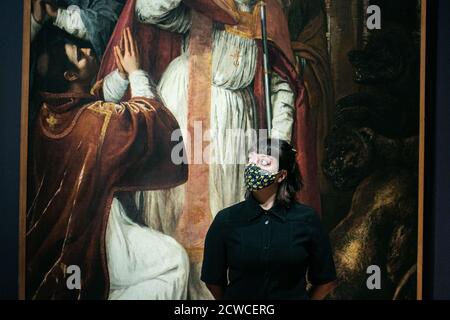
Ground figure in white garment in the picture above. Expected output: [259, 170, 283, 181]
[30, 6, 190, 299]
[135, 0, 295, 234]
[101, 53, 190, 301]
[135, 0, 296, 299]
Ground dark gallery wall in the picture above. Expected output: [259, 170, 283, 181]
[0, 0, 23, 299]
[428, 0, 450, 300]
[0, 0, 448, 300]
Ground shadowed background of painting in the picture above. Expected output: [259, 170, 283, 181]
[282, 0, 421, 299]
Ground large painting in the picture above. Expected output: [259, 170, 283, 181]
[19, 0, 426, 299]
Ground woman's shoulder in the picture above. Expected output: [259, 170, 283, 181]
[213, 200, 249, 224]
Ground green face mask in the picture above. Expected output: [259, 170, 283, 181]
[244, 163, 279, 191]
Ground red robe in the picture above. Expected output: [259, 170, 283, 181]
[98, 0, 322, 216]
[27, 92, 187, 299]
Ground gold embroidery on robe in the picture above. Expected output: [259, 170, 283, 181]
[224, 2, 274, 42]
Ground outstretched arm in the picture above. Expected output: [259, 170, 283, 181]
[31, 1, 89, 41]
[51, 5, 89, 41]
[31, 1, 87, 42]
[30, 1, 87, 43]
[270, 72, 296, 143]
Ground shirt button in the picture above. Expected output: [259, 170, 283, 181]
[265, 220, 269, 225]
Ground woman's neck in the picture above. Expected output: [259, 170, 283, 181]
[252, 184, 278, 210]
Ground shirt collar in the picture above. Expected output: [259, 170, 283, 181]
[244, 194, 287, 222]
[39, 91, 96, 114]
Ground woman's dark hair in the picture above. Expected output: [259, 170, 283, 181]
[246, 138, 303, 208]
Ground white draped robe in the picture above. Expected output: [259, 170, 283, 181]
[136, 0, 295, 235]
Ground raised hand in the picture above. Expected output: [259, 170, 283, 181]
[114, 34, 127, 79]
[114, 28, 140, 77]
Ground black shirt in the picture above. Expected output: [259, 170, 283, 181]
[200, 195, 337, 300]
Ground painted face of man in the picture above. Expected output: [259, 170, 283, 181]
[63, 43, 99, 85]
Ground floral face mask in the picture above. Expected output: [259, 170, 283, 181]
[244, 163, 279, 191]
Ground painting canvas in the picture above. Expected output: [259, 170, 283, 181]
[19, 0, 426, 300]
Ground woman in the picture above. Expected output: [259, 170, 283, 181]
[201, 139, 337, 300]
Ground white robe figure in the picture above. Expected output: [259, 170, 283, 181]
[135, 0, 295, 299]
[106, 194, 189, 300]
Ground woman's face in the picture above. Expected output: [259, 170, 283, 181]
[247, 152, 280, 174]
